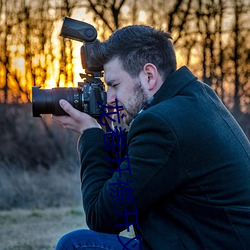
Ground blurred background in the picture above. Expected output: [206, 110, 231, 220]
[0, 0, 249, 211]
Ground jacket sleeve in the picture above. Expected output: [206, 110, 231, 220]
[78, 111, 187, 233]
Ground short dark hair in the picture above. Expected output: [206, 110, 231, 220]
[91, 25, 177, 80]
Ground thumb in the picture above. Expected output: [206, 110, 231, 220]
[59, 99, 85, 120]
[59, 99, 72, 113]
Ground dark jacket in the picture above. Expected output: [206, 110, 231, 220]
[78, 66, 250, 249]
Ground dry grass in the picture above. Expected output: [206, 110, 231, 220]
[0, 206, 88, 250]
[0, 103, 82, 210]
[0, 207, 134, 250]
[0, 163, 82, 210]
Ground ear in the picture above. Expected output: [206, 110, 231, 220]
[142, 63, 159, 91]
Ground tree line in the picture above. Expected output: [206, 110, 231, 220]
[0, 0, 249, 117]
[1, 0, 249, 210]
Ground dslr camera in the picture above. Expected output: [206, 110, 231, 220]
[32, 17, 106, 117]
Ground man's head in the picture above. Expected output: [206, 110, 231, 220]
[91, 25, 177, 125]
[91, 25, 176, 80]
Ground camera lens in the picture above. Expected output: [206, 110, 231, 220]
[32, 86, 82, 117]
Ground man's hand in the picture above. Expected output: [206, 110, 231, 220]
[52, 99, 101, 134]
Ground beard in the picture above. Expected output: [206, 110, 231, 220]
[122, 80, 150, 125]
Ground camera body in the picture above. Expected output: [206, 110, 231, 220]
[77, 79, 106, 117]
[32, 17, 106, 117]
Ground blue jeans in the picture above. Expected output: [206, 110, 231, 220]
[56, 229, 141, 249]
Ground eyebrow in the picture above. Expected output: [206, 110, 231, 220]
[105, 79, 117, 87]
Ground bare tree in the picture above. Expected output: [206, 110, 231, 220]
[230, 0, 249, 116]
[0, 0, 249, 115]
[80, 0, 249, 115]
[86, 0, 126, 31]
[0, 0, 31, 102]
[55, 0, 79, 87]
[169, 0, 249, 114]
[0, 0, 9, 102]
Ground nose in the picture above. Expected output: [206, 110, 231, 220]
[107, 88, 116, 106]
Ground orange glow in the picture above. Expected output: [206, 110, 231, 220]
[2, 11, 100, 104]
[138, 11, 147, 23]
[3, 6, 248, 117]
[176, 51, 186, 68]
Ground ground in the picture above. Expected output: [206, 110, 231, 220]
[0, 206, 134, 250]
[0, 207, 87, 250]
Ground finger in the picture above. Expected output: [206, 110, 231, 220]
[51, 114, 69, 125]
[59, 99, 74, 115]
[59, 99, 85, 122]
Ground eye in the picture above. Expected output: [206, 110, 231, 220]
[112, 83, 119, 88]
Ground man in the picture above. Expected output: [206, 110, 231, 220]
[53, 25, 250, 249]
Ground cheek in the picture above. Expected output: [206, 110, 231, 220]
[116, 88, 128, 103]
[107, 88, 117, 97]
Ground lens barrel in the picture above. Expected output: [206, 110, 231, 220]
[32, 86, 82, 117]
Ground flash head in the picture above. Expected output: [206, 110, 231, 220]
[60, 17, 97, 42]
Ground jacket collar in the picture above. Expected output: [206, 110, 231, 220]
[129, 66, 197, 126]
[150, 66, 197, 107]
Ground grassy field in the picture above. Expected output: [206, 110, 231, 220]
[0, 206, 134, 250]
[0, 206, 88, 250]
